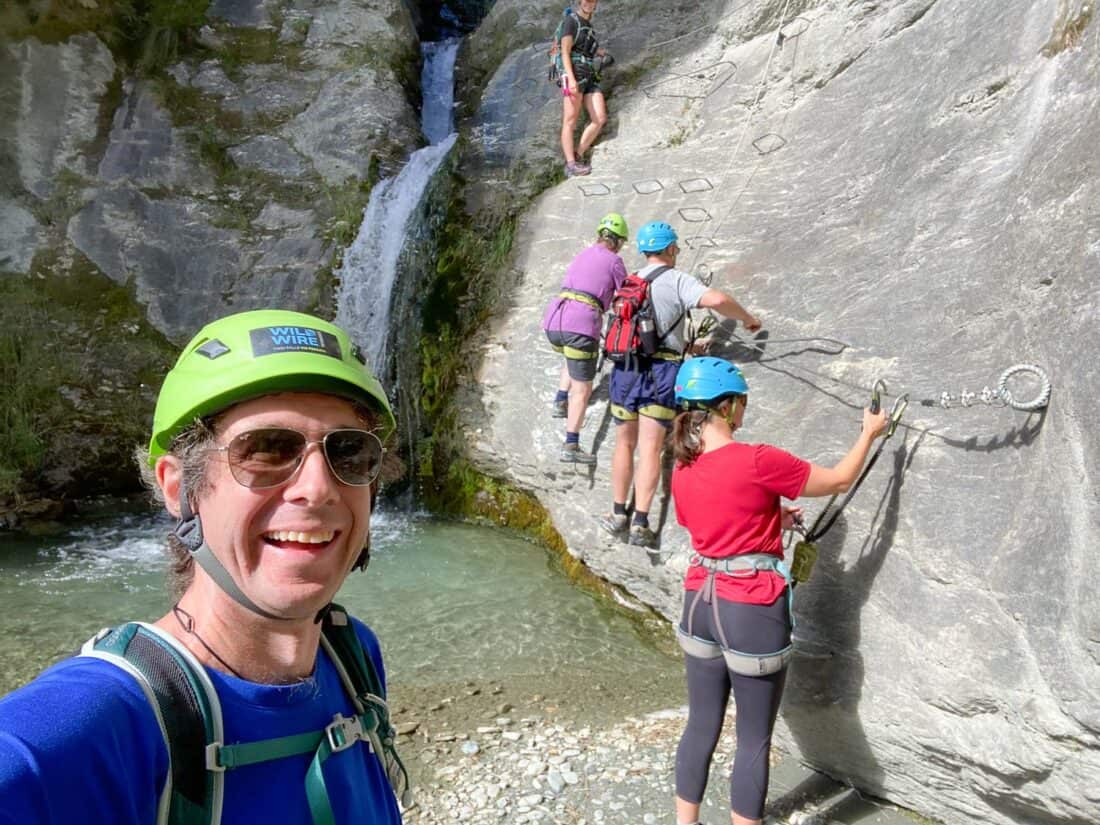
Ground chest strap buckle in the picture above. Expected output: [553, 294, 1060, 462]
[325, 713, 367, 754]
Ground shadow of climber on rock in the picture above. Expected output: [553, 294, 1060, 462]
[776, 434, 919, 810]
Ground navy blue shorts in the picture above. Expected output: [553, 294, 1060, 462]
[609, 359, 680, 424]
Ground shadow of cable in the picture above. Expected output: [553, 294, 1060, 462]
[903, 407, 1047, 454]
[776, 433, 919, 810]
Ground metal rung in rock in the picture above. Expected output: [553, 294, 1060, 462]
[685, 236, 717, 249]
[752, 133, 787, 155]
[632, 179, 664, 195]
[641, 61, 737, 100]
[678, 178, 714, 194]
[679, 207, 712, 223]
[579, 183, 611, 197]
[779, 17, 811, 41]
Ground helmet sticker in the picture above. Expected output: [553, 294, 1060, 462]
[249, 326, 342, 359]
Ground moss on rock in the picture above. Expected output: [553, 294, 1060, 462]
[0, 253, 175, 506]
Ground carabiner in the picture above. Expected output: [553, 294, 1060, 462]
[870, 379, 887, 414]
[885, 393, 909, 438]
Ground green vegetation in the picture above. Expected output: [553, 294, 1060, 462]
[0, 258, 175, 503]
[417, 204, 515, 424]
[1, 0, 211, 73]
[0, 332, 48, 498]
[322, 173, 379, 250]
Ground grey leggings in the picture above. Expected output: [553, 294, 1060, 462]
[675, 593, 790, 820]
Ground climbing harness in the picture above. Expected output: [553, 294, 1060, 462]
[677, 553, 795, 676]
[82, 605, 412, 825]
[548, 7, 602, 83]
[922, 363, 1052, 412]
[557, 287, 604, 311]
[787, 383, 909, 585]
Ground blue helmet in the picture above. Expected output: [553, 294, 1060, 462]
[635, 221, 678, 254]
[675, 357, 749, 409]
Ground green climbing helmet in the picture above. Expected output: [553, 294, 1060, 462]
[597, 212, 629, 240]
[148, 309, 395, 464]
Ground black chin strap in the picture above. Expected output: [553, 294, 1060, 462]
[174, 481, 292, 622]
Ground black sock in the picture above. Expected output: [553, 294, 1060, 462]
[565, 431, 580, 445]
[632, 510, 649, 528]
[613, 502, 628, 517]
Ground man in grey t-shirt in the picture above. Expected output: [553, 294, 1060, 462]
[599, 221, 762, 549]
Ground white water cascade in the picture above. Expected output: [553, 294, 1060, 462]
[335, 38, 460, 375]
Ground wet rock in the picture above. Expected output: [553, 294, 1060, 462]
[0, 200, 40, 274]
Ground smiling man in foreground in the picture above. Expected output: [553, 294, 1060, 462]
[0, 309, 409, 824]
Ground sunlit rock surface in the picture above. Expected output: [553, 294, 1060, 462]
[458, 1, 1099, 823]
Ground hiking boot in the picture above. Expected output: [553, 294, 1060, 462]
[596, 512, 629, 536]
[565, 160, 591, 177]
[551, 398, 568, 418]
[628, 524, 659, 549]
[560, 443, 597, 465]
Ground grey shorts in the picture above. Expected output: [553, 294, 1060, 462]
[546, 330, 599, 381]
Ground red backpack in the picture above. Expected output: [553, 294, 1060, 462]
[602, 265, 672, 369]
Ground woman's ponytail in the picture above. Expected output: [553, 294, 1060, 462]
[671, 409, 709, 466]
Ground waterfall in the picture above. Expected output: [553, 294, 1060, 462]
[335, 38, 460, 376]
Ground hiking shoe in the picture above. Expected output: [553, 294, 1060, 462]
[560, 443, 597, 465]
[551, 398, 568, 418]
[597, 512, 629, 536]
[628, 524, 659, 549]
[565, 160, 591, 177]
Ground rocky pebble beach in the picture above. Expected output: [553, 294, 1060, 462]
[393, 685, 926, 825]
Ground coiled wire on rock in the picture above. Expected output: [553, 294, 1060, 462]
[997, 363, 1052, 412]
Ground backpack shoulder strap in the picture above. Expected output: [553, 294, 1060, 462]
[321, 604, 384, 700]
[641, 264, 673, 283]
[82, 623, 225, 825]
[321, 605, 413, 810]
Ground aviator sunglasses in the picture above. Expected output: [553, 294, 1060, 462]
[211, 427, 385, 489]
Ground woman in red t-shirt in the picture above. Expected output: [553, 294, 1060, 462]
[669, 357, 887, 825]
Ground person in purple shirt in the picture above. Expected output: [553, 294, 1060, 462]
[0, 310, 407, 825]
[543, 213, 629, 464]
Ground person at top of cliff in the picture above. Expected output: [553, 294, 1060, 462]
[552, 0, 612, 177]
[0, 309, 410, 824]
[668, 357, 888, 825]
[597, 221, 762, 550]
[543, 212, 630, 464]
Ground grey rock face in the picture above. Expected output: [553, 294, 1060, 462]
[98, 81, 213, 191]
[184, 61, 323, 124]
[469, 47, 558, 170]
[228, 135, 309, 177]
[304, 0, 416, 65]
[0, 200, 40, 274]
[67, 188, 245, 338]
[282, 66, 421, 183]
[459, 0, 1100, 823]
[207, 0, 273, 28]
[1, 34, 115, 200]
